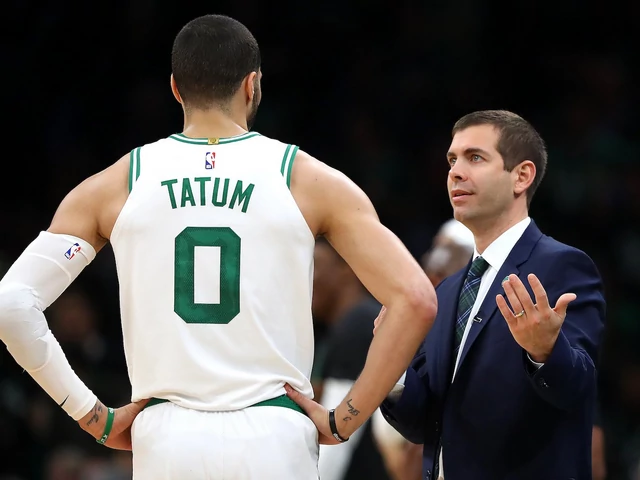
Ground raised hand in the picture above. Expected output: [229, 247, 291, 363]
[496, 273, 576, 363]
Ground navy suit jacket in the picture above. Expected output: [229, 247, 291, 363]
[380, 221, 605, 480]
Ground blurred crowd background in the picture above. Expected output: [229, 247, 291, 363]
[1, 1, 639, 479]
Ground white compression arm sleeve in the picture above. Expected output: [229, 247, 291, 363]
[0, 231, 98, 420]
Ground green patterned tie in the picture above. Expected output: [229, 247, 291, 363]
[453, 256, 490, 356]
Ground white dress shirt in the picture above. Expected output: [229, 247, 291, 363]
[451, 216, 532, 379]
[389, 217, 532, 479]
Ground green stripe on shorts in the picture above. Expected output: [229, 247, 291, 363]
[144, 394, 304, 416]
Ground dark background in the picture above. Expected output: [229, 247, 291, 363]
[1, 1, 639, 479]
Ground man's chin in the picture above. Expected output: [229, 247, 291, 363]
[452, 207, 474, 225]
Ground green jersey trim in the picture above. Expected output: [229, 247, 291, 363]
[280, 145, 299, 190]
[128, 147, 141, 192]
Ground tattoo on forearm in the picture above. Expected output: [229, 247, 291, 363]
[86, 403, 103, 427]
[343, 416, 352, 422]
[346, 399, 360, 416]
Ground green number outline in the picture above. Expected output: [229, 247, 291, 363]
[174, 226, 241, 324]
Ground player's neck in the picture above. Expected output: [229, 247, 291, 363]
[182, 109, 248, 139]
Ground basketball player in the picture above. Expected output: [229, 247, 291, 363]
[0, 14, 437, 479]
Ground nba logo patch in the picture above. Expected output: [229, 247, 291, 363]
[205, 151, 216, 169]
[64, 243, 82, 260]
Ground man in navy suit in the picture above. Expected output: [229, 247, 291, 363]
[378, 110, 606, 480]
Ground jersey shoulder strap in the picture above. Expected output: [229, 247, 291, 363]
[279, 144, 299, 190]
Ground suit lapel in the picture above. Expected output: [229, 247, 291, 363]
[434, 268, 467, 383]
[455, 221, 544, 372]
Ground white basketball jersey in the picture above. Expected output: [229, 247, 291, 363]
[110, 131, 316, 411]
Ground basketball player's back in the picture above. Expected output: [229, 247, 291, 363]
[107, 15, 329, 479]
[0, 13, 436, 480]
[114, 131, 322, 479]
[111, 132, 315, 411]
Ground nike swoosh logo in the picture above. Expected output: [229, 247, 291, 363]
[59, 395, 69, 407]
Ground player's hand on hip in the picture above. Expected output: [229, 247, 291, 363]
[284, 383, 341, 445]
[106, 399, 151, 450]
[496, 273, 576, 363]
[373, 306, 387, 336]
[79, 398, 150, 450]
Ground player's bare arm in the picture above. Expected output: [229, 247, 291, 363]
[0, 153, 146, 450]
[47, 153, 130, 245]
[286, 150, 438, 443]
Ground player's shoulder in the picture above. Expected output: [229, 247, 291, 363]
[64, 153, 129, 207]
[249, 132, 297, 158]
[296, 150, 370, 202]
[123, 134, 191, 182]
[242, 134, 345, 187]
[291, 148, 351, 185]
[69, 135, 173, 203]
[129, 134, 177, 156]
[248, 131, 289, 144]
[244, 131, 305, 162]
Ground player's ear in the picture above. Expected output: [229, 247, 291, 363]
[243, 71, 258, 102]
[170, 74, 183, 104]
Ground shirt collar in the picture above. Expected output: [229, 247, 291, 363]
[473, 217, 531, 271]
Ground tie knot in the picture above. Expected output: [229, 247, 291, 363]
[469, 256, 489, 277]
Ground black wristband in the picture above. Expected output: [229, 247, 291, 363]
[328, 409, 349, 443]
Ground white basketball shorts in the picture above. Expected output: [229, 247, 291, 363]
[132, 401, 319, 479]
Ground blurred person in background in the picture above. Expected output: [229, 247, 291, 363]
[312, 238, 391, 480]
[419, 219, 476, 287]
[372, 218, 474, 480]
[379, 110, 606, 479]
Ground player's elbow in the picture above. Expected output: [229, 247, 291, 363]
[402, 283, 438, 330]
[0, 283, 41, 340]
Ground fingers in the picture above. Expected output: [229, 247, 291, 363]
[506, 274, 536, 314]
[373, 316, 381, 332]
[502, 276, 524, 317]
[284, 383, 337, 445]
[373, 305, 387, 336]
[108, 427, 133, 451]
[132, 398, 150, 412]
[496, 294, 516, 326]
[318, 433, 339, 445]
[284, 383, 316, 414]
[527, 274, 550, 311]
[554, 292, 577, 318]
[120, 399, 150, 417]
